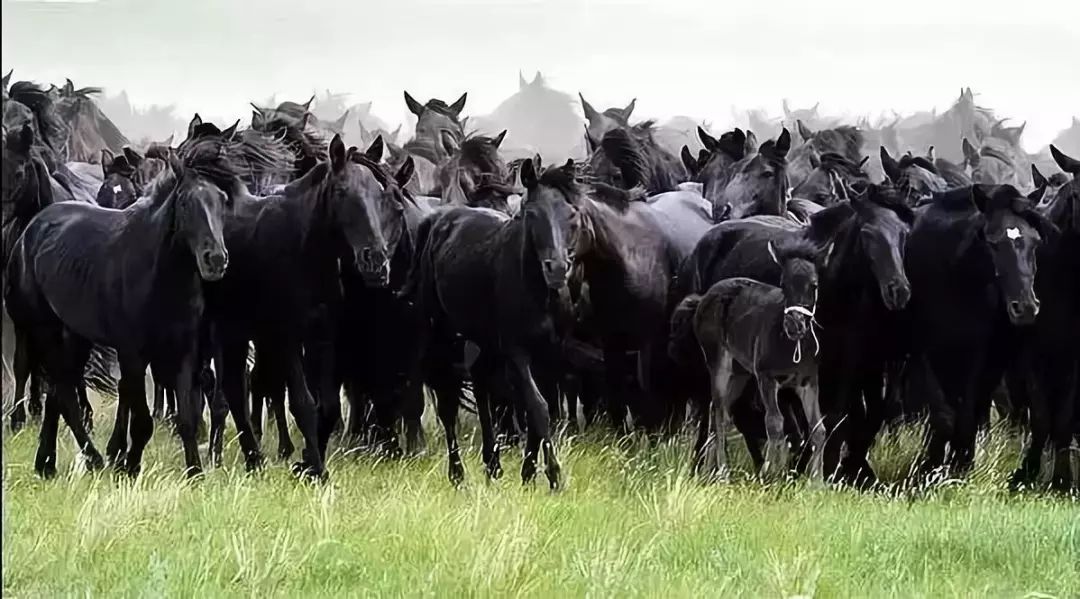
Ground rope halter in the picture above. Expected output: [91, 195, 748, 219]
[782, 301, 820, 364]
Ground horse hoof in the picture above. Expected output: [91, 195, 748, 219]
[486, 461, 503, 481]
[448, 462, 465, 487]
[1050, 475, 1073, 494]
[520, 463, 537, 485]
[278, 445, 295, 461]
[546, 467, 562, 491]
[244, 451, 264, 472]
[84, 449, 105, 472]
[183, 465, 203, 479]
[108, 451, 128, 471]
[35, 457, 57, 479]
[1007, 470, 1031, 493]
[291, 461, 327, 483]
[10, 418, 25, 434]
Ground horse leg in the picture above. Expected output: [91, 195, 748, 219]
[313, 340, 342, 460]
[508, 349, 561, 490]
[118, 363, 155, 477]
[28, 370, 43, 418]
[602, 342, 630, 434]
[10, 331, 32, 433]
[221, 339, 265, 471]
[76, 382, 93, 433]
[402, 383, 426, 456]
[563, 372, 581, 436]
[473, 353, 502, 480]
[758, 378, 787, 481]
[152, 375, 165, 420]
[206, 358, 228, 469]
[1048, 358, 1077, 492]
[283, 352, 326, 480]
[35, 384, 63, 478]
[54, 336, 104, 472]
[1010, 374, 1048, 491]
[706, 349, 745, 481]
[433, 377, 464, 486]
[270, 385, 293, 460]
[797, 378, 826, 482]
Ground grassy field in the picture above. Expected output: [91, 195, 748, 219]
[3, 399, 1079, 598]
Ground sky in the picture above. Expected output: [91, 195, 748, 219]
[3, 0, 1078, 152]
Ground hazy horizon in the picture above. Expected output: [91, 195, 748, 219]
[3, 0, 1078, 152]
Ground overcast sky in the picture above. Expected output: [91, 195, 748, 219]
[3, 0, 1078, 151]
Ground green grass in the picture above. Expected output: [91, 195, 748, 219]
[3, 399, 1079, 598]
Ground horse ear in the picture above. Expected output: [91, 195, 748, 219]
[440, 129, 460, 156]
[680, 146, 697, 175]
[579, 93, 599, 122]
[332, 110, 349, 132]
[404, 91, 424, 117]
[697, 126, 718, 152]
[394, 155, 415, 188]
[622, 98, 636, 121]
[962, 138, 979, 168]
[1031, 164, 1048, 189]
[519, 70, 528, 89]
[808, 150, 821, 170]
[970, 184, 994, 213]
[767, 240, 780, 265]
[562, 158, 575, 174]
[329, 134, 347, 171]
[163, 133, 174, 147]
[775, 128, 792, 157]
[364, 135, 384, 162]
[492, 130, 507, 148]
[167, 150, 184, 177]
[391, 124, 402, 141]
[743, 130, 758, 156]
[584, 127, 600, 154]
[123, 146, 144, 166]
[782, 98, 792, 118]
[448, 93, 467, 117]
[520, 158, 538, 189]
[221, 120, 240, 142]
[534, 71, 544, 86]
[302, 94, 315, 111]
[187, 113, 203, 140]
[796, 120, 814, 143]
[1, 69, 10, 89]
[1050, 144, 1080, 175]
[101, 149, 113, 176]
[251, 110, 265, 129]
[880, 146, 902, 183]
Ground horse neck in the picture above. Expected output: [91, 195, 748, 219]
[818, 219, 869, 306]
[121, 189, 194, 293]
[580, 199, 639, 273]
[282, 174, 334, 255]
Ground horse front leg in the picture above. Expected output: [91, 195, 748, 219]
[10, 331, 32, 433]
[758, 378, 787, 481]
[797, 376, 826, 483]
[221, 337, 265, 472]
[283, 351, 326, 480]
[507, 348, 561, 490]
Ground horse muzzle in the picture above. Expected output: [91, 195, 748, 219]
[541, 258, 570, 290]
[782, 312, 810, 341]
[199, 249, 229, 281]
[881, 278, 912, 311]
[356, 247, 390, 288]
[1006, 297, 1040, 325]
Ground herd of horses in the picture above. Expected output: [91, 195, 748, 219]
[2, 72, 1077, 494]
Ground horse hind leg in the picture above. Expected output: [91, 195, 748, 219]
[270, 386, 293, 461]
[758, 378, 788, 481]
[706, 349, 745, 482]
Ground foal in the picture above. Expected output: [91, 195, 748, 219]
[684, 239, 826, 480]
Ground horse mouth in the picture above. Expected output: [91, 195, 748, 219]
[880, 280, 912, 311]
[782, 313, 810, 341]
[198, 252, 228, 281]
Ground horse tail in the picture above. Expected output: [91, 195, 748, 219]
[83, 344, 118, 397]
[668, 294, 703, 365]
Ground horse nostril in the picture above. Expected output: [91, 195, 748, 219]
[543, 259, 555, 273]
[1008, 301, 1023, 317]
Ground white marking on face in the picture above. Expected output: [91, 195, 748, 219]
[1006, 227, 1021, 240]
[112, 184, 122, 194]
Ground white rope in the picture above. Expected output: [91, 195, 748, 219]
[783, 303, 821, 364]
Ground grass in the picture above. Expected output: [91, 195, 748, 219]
[3, 398, 1079, 598]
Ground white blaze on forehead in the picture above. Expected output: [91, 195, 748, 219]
[112, 185, 122, 194]
[1006, 227, 1021, 240]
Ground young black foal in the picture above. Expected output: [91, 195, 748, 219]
[407, 159, 580, 489]
[5, 140, 235, 477]
[677, 239, 826, 480]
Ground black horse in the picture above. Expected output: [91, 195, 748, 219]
[674, 238, 826, 480]
[205, 133, 403, 480]
[405, 159, 580, 489]
[573, 184, 712, 432]
[700, 129, 792, 222]
[433, 132, 511, 205]
[905, 184, 1055, 477]
[96, 147, 166, 209]
[1009, 146, 1079, 491]
[5, 132, 237, 477]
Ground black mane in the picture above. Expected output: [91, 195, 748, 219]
[6, 81, 67, 150]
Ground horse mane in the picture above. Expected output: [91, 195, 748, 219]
[58, 90, 129, 152]
[350, 151, 392, 189]
[537, 163, 582, 201]
[818, 152, 867, 181]
[423, 99, 463, 123]
[590, 182, 647, 211]
[812, 126, 863, 161]
[597, 127, 649, 187]
[866, 182, 916, 224]
[7, 81, 67, 150]
[979, 144, 1014, 166]
[458, 134, 505, 175]
[257, 114, 328, 168]
[233, 128, 295, 179]
[178, 129, 288, 193]
[772, 236, 822, 264]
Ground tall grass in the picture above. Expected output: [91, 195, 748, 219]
[3, 401, 1078, 597]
